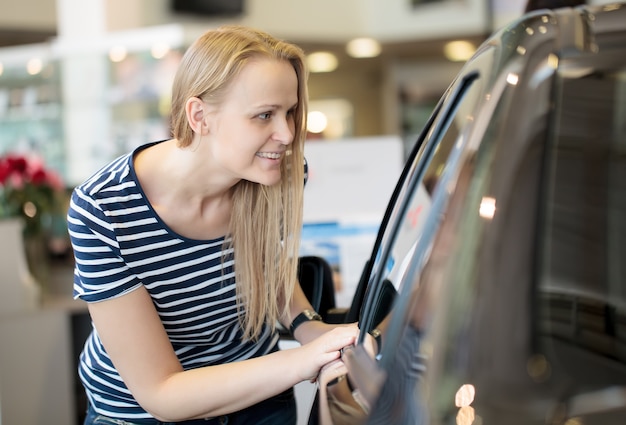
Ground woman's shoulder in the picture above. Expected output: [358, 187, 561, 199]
[74, 153, 134, 196]
[75, 140, 168, 198]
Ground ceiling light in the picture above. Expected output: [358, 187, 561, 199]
[26, 58, 43, 75]
[443, 40, 476, 62]
[307, 111, 328, 133]
[346, 37, 381, 58]
[151, 43, 171, 59]
[307, 51, 338, 73]
[109, 46, 128, 63]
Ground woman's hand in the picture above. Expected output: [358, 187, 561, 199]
[295, 326, 357, 382]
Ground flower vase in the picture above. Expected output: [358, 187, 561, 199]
[0, 218, 41, 314]
[24, 232, 50, 292]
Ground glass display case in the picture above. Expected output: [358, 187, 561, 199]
[0, 52, 65, 177]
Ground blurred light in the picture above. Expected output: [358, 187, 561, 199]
[23, 201, 37, 218]
[346, 37, 381, 58]
[0, 62, 3, 76]
[548, 53, 559, 69]
[455, 384, 476, 407]
[306, 51, 338, 73]
[538, 25, 547, 34]
[151, 42, 170, 59]
[307, 110, 328, 133]
[444, 40, 476, 62]
[603, 3, 621, 11]
[109, 46, 128, 62]
[564, 419, 583, 425]
[479, 197, 496, 219]
[26, 58, 43, 75]
[506, 73, 519, 85]
[560, 66, 593, 79]
[527, 354, 551, 382]
[456, 406, 475, 425]
[526, 27, 535, 35]
[516, 46, 527, 55]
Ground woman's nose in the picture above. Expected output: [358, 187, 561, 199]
[274, 119, 295, 145]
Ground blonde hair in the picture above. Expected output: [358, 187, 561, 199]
[170, 25, 307, 339]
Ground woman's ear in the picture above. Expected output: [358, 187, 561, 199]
[185, 97, 207, 135]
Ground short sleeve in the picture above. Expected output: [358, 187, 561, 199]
[68, 188, 142, 302]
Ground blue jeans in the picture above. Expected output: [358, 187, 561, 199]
[84, 388, 297, 425]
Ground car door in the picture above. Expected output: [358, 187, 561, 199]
[317, 3, 626, 425]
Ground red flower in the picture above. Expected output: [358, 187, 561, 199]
[0, 152, 65, 236]
[7, 156, 28, 174]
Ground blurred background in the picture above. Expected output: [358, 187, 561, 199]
[0, 0, 612, 183]
[0, 0, 556, 185]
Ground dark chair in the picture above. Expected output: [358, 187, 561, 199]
[297, 255, 336, 321]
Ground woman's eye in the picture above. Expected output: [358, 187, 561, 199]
[258, 112, 272, 120]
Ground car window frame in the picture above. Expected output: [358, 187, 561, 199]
[357, 71, 481, 342]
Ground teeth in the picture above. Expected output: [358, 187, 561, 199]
[257, 152, 281, 159]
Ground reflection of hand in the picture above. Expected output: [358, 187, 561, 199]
[318, 355, 369, 425]
[318, 360, 348, 425]
[319, 359, 348, 389]
[297, 327, 357, 383]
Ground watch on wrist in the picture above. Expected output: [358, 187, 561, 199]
[289, 309, 322, 335]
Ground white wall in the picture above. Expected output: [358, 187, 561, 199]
[2, 0, 622, 43]
[364, 0, 490, 41]
[3, 0, 490, 43]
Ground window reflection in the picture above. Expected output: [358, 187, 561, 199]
[538, 64, 626, 413]
[320, 15, 626, 425]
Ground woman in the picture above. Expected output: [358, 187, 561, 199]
[68, 25, 358, 425]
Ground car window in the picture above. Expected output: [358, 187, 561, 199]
[536, 54, 626, 418]
[331, 8, 626, 425]
[362, 19, 558, 422]
[357, 71, 482, 340]
[328, 71, 485, 423]
[389, 42, 626, 425]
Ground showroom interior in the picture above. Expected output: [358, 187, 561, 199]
[0, 0, 616, 424]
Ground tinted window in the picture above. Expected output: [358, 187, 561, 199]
[406, 46, 626, 425]
[537, 59, 626, 420]
[329, 71, 485, 424]
[359, 71, 482, 342]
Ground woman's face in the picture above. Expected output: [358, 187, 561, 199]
[203, 58, 299, 187]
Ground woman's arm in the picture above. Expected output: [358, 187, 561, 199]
[281, 281, 358, 347]
[89, 285, 357, 422]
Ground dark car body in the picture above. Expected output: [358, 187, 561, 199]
[321, 3, 626, 424]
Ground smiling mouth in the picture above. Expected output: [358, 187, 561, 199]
[256, 152, 282, 159]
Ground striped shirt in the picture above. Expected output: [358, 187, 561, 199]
[68, 141, 278, 421]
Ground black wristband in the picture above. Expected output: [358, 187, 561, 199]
[289, 309, 322, 335]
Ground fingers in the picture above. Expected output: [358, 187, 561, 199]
[304, 343, 342, 383]
[325, 326, 358, 352]
[300, 325, 358, 383]
[319, 359, 348, 388]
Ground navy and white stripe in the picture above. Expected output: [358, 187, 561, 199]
[69, 141, 278, 421]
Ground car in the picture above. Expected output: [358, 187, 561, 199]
[309, 2, 626, 424]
